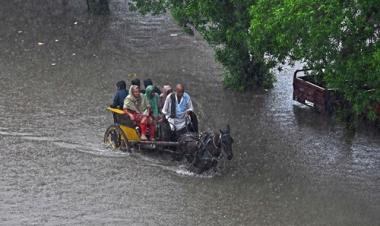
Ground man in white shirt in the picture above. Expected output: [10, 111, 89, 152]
[162, 83, 194, 133]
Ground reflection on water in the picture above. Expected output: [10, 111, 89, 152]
[0, 0, 379, 225]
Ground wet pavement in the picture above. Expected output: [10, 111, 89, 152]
[0, 0, 379, 225]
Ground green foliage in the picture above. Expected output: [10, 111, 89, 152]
[130, 0, 275, 90]
[250, 0, 380, 120]
[128, 0, 168, 15]
[129, 0, 379, 119]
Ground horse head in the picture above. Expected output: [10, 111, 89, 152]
[219, 124, 234, 160]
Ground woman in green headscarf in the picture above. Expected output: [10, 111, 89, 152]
[144, 85, 160, 118]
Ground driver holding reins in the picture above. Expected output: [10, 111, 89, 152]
[162, 83, 197, 139]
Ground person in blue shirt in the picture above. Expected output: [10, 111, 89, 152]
[110, 80, 128, 124]
[111, 80, 128, 109]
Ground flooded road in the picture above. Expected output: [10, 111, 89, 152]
[0, 0, 379, 225]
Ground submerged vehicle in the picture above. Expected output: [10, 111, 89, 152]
[104, 107, 234, 173]
[293, 69, 380, 118]
[293, 69, 339, 113]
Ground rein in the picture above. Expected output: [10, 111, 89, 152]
[212, 133, 221, 149]
[198, 132, 223, 161]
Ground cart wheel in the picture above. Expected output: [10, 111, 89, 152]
[119, 135, 131, 153]
[104, 125, 130, 152]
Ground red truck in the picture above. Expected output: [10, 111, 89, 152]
[293, 69, 337, 113]
[293, 69, 380, 116]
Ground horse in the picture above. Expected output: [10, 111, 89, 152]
[178, 125, 234, 173]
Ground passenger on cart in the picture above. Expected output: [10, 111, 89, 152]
[159, 85, 172, 109]
[123, 85, 155, 141]
[110, 80, 128, 123]
[143, 79, 161, 95]
[144, 85, 161, 120]
[162, 83, 198, 140]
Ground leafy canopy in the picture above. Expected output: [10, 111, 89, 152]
[130, 0, 380, 119]
[250, 0, 380, 119]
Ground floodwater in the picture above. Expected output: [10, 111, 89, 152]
[0, 1, 379, 225]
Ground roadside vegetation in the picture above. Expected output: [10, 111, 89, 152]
[250, 0, 380, 121]
[95, 0, 379, 121]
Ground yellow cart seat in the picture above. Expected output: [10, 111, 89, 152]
[107, 107, 140, 141]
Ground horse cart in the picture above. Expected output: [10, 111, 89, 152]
[104, 107, 234, 173]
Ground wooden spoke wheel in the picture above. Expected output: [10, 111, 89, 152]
[104, 125, 130, 152]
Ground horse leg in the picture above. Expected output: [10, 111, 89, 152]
[171, 144, 185, 161]
[171, 149, 184, 161]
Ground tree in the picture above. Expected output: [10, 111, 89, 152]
[250, 0, 380, 120]
[130, 0, 275, 90]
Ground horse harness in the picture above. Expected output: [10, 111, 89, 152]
[197, 132, 223, 162]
